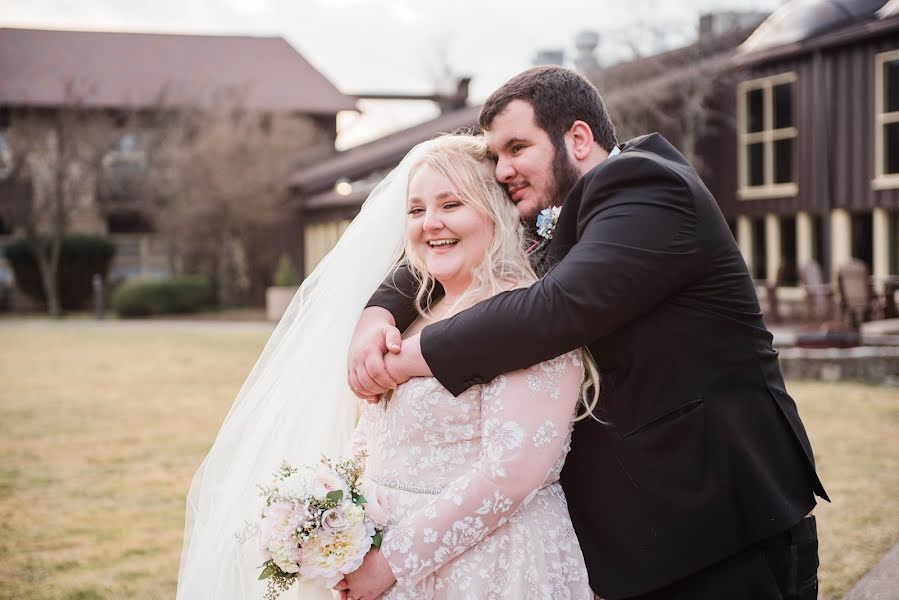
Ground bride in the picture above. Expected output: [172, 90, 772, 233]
[177, 135, 597, 599]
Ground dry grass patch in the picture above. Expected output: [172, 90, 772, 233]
[0, 322, 269, 600]
[792, 381, 899, 599]
[0, 322, 896, 599]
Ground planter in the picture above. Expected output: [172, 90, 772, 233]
[265, 285, 299, 321]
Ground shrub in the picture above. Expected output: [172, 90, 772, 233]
[273, 254, 298, 287]
[112, 276, 214, 318]
[4, 236, 116, 310]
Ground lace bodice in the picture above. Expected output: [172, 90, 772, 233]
[353, 351, 587, 591]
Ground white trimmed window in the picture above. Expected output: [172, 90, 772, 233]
[874, 50, 899, 190]
[737, 72, 798, 199]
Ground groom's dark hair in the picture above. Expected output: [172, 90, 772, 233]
[479, 66, 618, 153]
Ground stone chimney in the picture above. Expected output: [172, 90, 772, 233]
[574, 30, 601, 75]
[533, 49, 565, 66]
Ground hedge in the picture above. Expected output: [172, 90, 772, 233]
[3, 235, 116, 310]
[112, 276, 214, 318]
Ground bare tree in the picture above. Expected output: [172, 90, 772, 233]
[1, 84, 122, 316]
[134, 97, 330, 305]
[594, 20, 747, 176]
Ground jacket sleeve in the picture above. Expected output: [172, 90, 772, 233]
[421, 158, 707, 396]
[366, 263, 444, 333]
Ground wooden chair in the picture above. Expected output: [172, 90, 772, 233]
[799, 260, 835, 326]
[837, 259, 881, 328]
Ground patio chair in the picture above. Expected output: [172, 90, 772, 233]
[837, 259, 882, 328]
[799, 260, 835, 325]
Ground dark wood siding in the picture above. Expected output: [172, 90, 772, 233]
[727, 28, 899, 219]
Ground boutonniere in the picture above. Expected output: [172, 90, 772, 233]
[527, 206, 562, 254]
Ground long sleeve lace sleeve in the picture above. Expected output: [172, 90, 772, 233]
[379, 352, 585, 588]
[350, 405, 367, 457]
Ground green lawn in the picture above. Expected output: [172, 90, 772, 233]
[0, 321, 896, 599]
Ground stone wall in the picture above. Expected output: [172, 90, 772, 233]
[778, 346, 899, 385]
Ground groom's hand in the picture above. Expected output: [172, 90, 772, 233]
[348, 307, 402, 401]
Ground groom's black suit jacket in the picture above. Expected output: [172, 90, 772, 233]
[368, 133, 827, 599]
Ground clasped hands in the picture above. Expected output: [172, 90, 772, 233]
[347, 307, 431, 402]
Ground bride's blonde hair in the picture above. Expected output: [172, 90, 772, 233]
[403, 134, 601, 422]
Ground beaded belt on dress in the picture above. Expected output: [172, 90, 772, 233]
[369, 476, 443, 495]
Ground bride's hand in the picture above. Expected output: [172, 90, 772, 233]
[384, 334, 432, 385]
[341, 548, 396, 600]
[331, 578, 350, 599]
[348, 307, 403, 401]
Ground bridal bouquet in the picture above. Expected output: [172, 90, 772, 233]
[254, 455, 385, 600]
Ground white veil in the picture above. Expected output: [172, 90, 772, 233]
[176, 140, 438, 600]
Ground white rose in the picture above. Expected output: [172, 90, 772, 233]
[278, 470, 311, 499]
[308, 465, 350, 502]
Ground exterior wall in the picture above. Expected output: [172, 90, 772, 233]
[5, 109, 109, 236]
[107, 233, 171, 281]
[303, 219, 352, 275]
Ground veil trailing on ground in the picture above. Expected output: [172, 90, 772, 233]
[176, 140, 438, 600]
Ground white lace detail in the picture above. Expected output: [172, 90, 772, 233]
[353, 352, 592, 599]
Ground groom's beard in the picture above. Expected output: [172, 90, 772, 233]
[524, 146, 582, 232]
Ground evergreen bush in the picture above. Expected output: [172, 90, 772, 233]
[112, 276, 214, 317]
[273, 254, 299, 287]
[4, 235, 116, 310]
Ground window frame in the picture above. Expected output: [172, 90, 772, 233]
[874, 49, 899, 190]
[737, 72, 799, 200]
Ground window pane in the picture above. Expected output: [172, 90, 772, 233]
[748, 142, 765, 186]
[773, 83, 793, 129]
[773, 138, 794, 183]
[746, 88, 764, 133]
[886, 122, 899, 175]
[885, 59, 899, 113]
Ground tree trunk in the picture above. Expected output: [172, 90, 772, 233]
[44, 116, 67, 318]
[31, 236, 63, 317]
[216, 230, 236, 307]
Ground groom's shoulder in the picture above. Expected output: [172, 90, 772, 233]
[581, 133, 686, 196]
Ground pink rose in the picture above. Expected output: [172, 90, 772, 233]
[358, 479, 390, 527]
[321, 507, 349, 532]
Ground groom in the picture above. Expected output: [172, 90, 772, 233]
[343, 66, 827, 599]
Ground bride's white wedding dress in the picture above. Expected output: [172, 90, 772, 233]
[354, 351, 593, 599]
[175, 139, 594, 599]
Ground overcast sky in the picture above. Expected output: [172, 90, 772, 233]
[1, 0, 784, 147]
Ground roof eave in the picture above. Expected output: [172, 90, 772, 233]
[736, 15, 899, 66]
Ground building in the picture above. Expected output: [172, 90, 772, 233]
[729, 0, 899, 291]
[0, 27, 355, 295]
